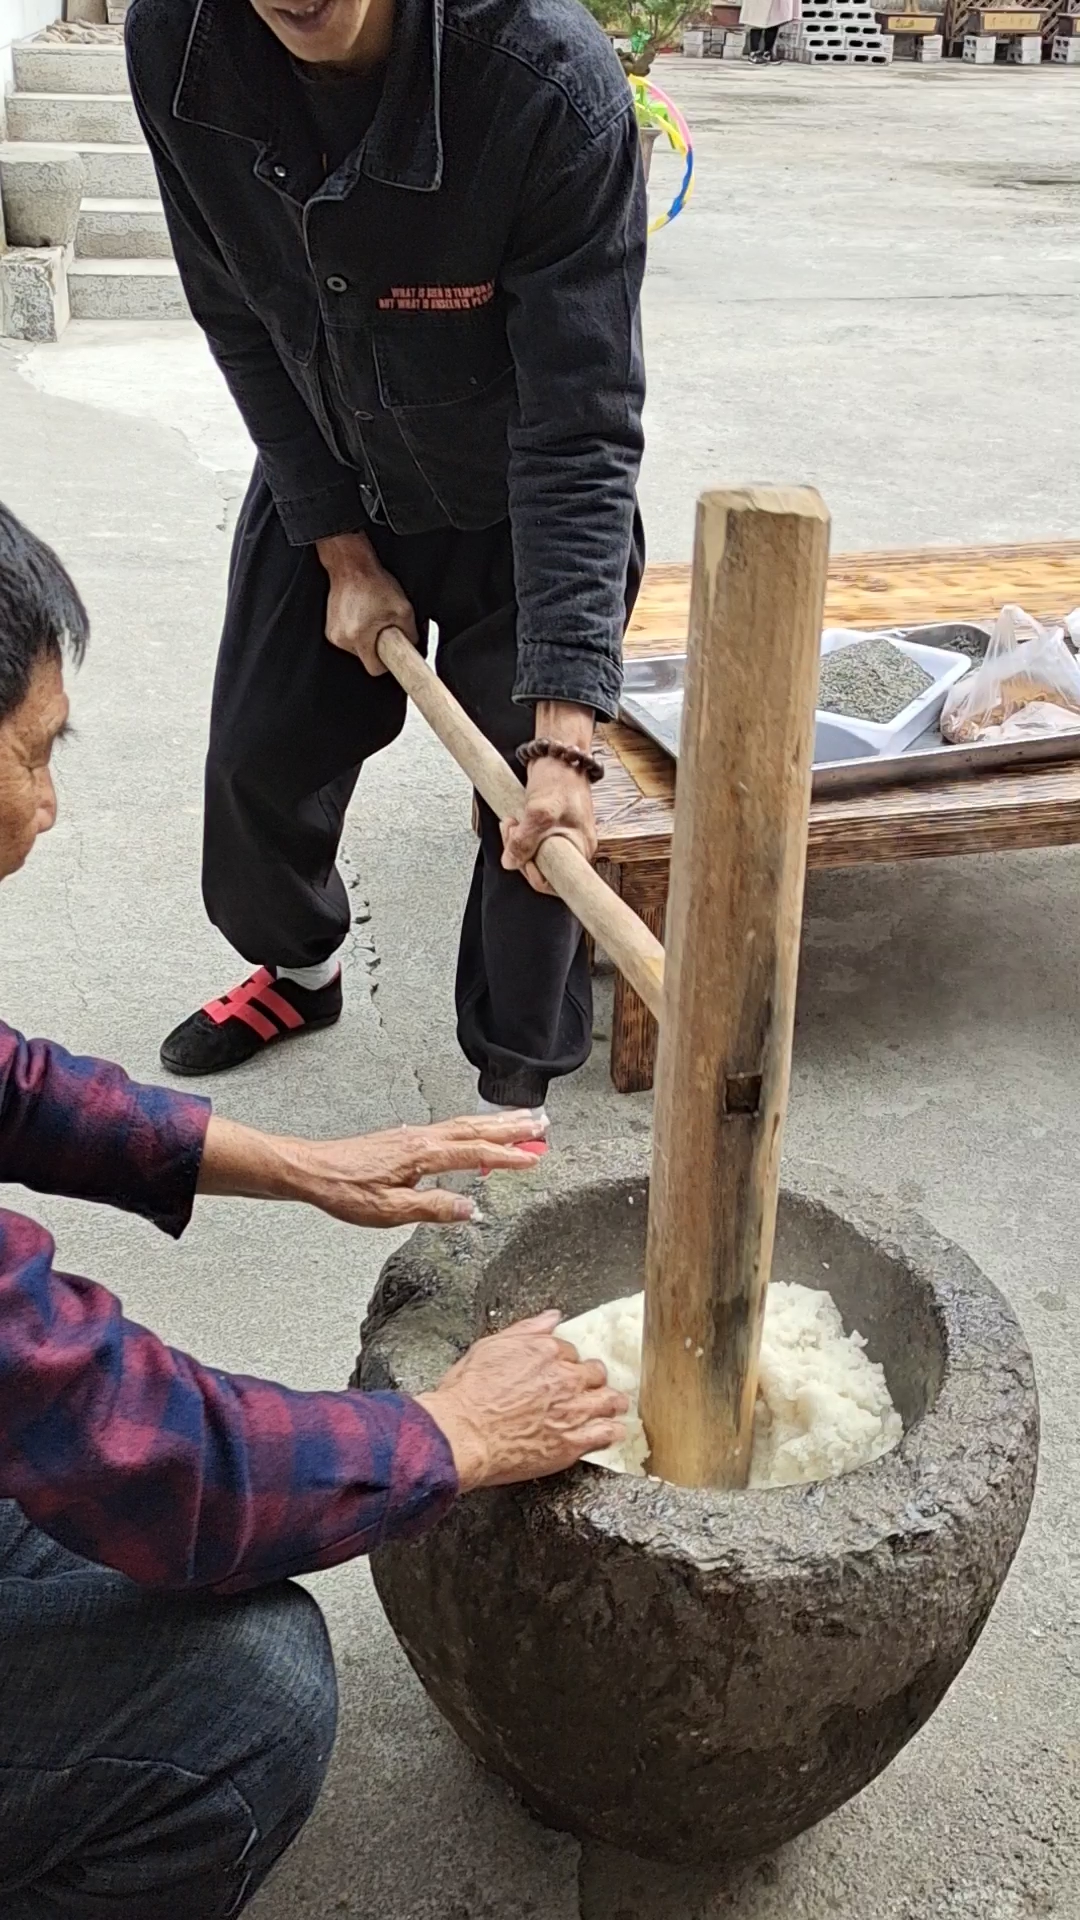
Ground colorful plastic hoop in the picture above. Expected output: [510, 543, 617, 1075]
[631, 75, 694, 233]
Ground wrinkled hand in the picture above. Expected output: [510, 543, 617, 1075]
[417, 1309, 628, 1491]
[281, 1112, 544, 1227]
[500, 701, 598, 897]
[316, 531, 418, 676]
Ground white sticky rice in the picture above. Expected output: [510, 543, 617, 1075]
[560, 1282, 902, 1486]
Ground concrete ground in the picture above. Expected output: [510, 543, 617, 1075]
[2, 55, 1080, 1920]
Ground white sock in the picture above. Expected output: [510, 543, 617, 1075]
[275, 957, 341, 992]
[477, 1095, 549, 1131]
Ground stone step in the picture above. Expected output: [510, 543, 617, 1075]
[6, 91, 140, 146]
[80, 141, 155, 197]
[76, 196, 169, 258]
[3, 139, 156, 197]
[13, 38, 129, 94]
[67, 256, 188, 320]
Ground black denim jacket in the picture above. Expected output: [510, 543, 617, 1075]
[125, 0, 646, 717]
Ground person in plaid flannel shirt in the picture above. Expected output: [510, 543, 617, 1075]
[0, 501, 627, 1918]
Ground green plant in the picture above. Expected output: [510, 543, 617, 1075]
[581, 0, 702, 74]
[632, 91, 662, 126]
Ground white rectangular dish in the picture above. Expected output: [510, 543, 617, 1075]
[813, 629, 971, 764]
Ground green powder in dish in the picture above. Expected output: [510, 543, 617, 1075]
[818, 637, 934, 725]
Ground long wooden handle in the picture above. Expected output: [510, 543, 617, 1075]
[375, 627, 665, 1020]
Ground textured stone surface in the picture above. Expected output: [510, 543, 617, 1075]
[75, 201, 171, 261]
[73, 147, 157, 199]
[13, 42, 129, 97]
[63, 0, 110, 22]
[0, 146, 85, 248]
[0, 245, 69, 341]
[360, 1143, 1038, 1866]
[67, 258, 188, 321]
[5, 93, 139, 146]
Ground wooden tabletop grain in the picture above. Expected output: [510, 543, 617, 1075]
[597, 541, 1080, 869]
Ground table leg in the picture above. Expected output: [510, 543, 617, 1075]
[609, 864, 668, 1093]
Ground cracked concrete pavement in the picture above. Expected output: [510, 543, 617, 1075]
[2, 57, 1080, 1920]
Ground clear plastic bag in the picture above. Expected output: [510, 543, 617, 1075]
[940, 603, 1080, 745]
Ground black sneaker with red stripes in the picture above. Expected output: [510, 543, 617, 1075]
[159, 967, 343, 1076]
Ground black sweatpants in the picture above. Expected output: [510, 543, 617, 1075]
[204, 467, 645, 1107]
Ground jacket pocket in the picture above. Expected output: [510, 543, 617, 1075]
[386, 377, 515, 528]
[373, 306, 512, 411]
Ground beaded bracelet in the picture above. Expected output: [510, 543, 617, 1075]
[516, 737, 605, 784]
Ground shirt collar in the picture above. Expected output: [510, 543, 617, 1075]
[173, 0, 444, 193]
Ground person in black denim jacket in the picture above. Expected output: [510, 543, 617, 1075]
[125, 0, 647, 1119]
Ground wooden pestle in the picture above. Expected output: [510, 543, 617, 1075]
[638, 488, 830, 1489]
[379, 483, 827, 1493]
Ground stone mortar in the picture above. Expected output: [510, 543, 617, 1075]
[357, 1142, 1038, 1865]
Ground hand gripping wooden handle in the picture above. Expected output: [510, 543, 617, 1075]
[375, 627, 665, 1020]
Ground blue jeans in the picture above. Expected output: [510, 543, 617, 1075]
[0, 1502, 338, 1917]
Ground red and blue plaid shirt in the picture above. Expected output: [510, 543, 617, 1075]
[0, 1022, 458, 1592]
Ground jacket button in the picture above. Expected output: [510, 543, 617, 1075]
[354, 410, 373, 423]
[326, 274, 349, 294]
[273, 164, 287, 180]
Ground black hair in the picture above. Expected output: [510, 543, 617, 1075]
[0, 500, 89, 723]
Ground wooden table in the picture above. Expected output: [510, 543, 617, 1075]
[595, 540, 1080, 1092]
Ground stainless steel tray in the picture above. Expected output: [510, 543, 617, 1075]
[618, 639, 1080, 798]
